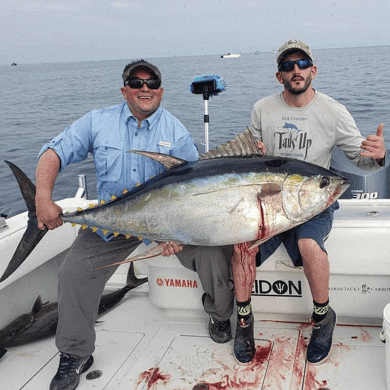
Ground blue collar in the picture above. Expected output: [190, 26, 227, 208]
[125, 104, 163, 131]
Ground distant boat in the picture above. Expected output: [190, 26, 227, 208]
[11, 63, 17, 66]
[221, 52, 240, 59]
[255, 51, 260, 54]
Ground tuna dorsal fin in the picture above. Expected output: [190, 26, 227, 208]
[31, 295, 50, 314]
[126, 262, 148, 288]
[126, 262, 137, 285]
[128, 150, 188, 169]
[199, 127, 262, 160]
[31, 295, 43, 314]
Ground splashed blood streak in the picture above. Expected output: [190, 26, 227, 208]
[338, 324, 378, 342]
[252, 342, 273, 367]
[359, 327, 373, 342]
[291, 331, 308, 388]
[203, 344, 272, 389]
[231, 243, 259, 300]
[305, 365, 328, 389]
[137, 367, 170, 389]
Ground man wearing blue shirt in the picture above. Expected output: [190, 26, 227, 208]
[36, 60, 234, 390]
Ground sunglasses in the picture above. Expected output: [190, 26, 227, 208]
[278, 58, 313, 72]
[125, 78, 161, 89]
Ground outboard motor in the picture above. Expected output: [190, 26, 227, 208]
[330, 147, 390, 199]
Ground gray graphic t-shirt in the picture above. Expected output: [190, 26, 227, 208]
[250, 91, 378, 171]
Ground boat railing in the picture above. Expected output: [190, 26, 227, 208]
[0, 217, 9, 232]
[74, 174, 88, 199]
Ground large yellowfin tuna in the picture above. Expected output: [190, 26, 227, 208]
[1, 129, 348, 280]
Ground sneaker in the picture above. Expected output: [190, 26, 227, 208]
[209, 317, 232, 343]
[233, 314, 256, 365]
[307, 307, 337, 365]
[50, 352, 94, 390]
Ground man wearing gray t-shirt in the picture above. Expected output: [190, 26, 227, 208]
[231, 39, 386, 366]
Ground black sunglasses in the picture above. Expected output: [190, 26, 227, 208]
[125, 78, 161, 89]
[278, 58, 313, 72]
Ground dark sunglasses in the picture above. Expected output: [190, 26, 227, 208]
[125, 78, 161, 89]
[278, 58, 313, 72]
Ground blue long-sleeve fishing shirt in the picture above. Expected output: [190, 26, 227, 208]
[38, 102, 199, 241]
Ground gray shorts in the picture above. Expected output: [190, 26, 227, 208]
[256, 202, 339, 267]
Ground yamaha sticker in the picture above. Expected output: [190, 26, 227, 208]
[156, 277, 199, 289]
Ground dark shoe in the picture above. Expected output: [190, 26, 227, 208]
[307, 307, 337, 365]
[209, 317, 232, 343]
[50, 352, 94, 390]
[233, 315, 255, 365]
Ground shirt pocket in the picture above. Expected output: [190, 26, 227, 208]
[94, 145, 123, 182]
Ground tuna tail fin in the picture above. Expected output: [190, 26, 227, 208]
[0, 162, 48, 283]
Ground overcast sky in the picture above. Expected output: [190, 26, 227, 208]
[1, 0, 389, 65]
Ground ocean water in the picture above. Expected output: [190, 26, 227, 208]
[1, 45, 389, 217]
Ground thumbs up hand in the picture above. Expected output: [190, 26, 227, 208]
[360, 123, 386, 164]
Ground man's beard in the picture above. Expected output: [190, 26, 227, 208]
[283, 76, 312, 95]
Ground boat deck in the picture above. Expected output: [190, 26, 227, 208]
[1, 287, 387, 390]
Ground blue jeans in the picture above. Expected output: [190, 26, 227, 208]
[257, 202, 339, 267]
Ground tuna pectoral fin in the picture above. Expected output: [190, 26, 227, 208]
[128, 150, 188, 169]
[95, 243, 166, 270]
[0, 161, 48, 283]
[248, 237, 271, 250]
[0, 348, 7, 359]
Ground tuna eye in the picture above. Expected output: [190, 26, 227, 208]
[320, 177, 330, 189]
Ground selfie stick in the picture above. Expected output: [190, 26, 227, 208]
[190, 74, 226, 152]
